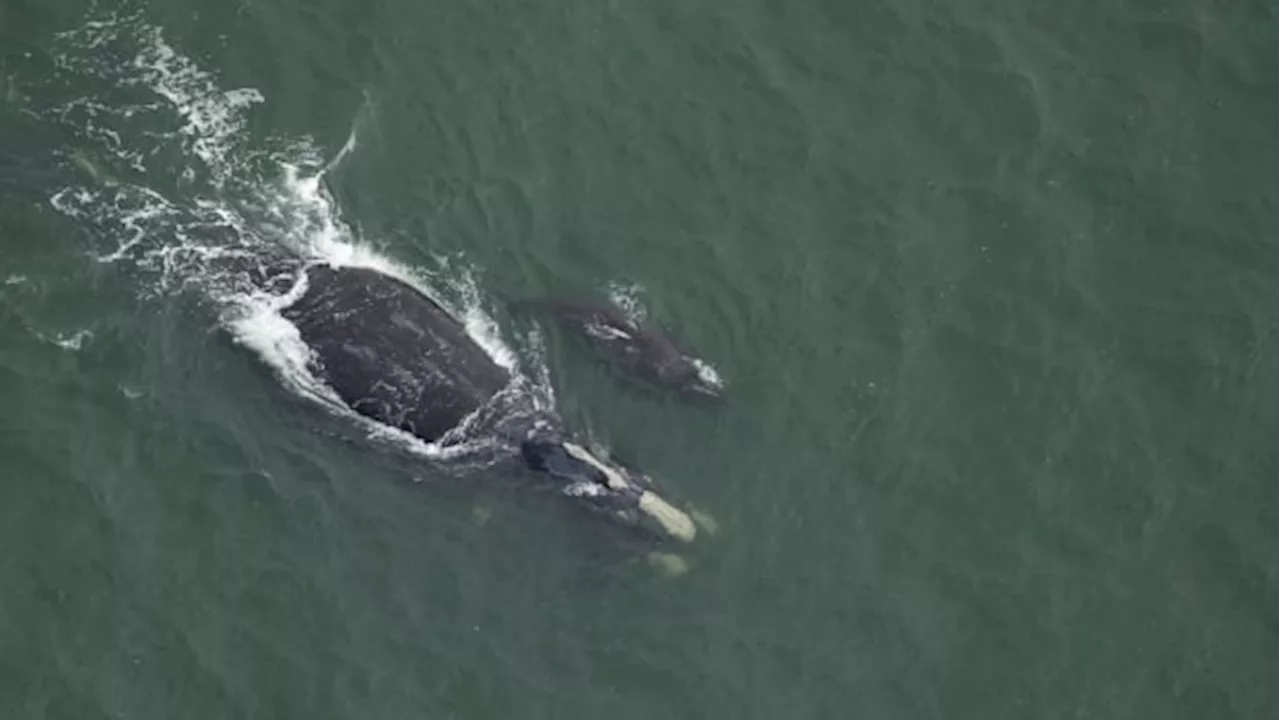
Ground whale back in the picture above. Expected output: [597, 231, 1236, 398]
[513, 296, 721, 400]
[282, 265, 511, 442]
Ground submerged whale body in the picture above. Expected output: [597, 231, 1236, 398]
[512, 296, 725, 402]
[268, 263, 701, 543]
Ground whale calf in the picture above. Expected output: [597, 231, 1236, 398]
[270, 264, 701, 543]
[511, 296, 725, 402]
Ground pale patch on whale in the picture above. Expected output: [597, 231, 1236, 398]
[562, 441, 698, 542]
[687, 355, 725, 390]
[585, 321, 633, 342]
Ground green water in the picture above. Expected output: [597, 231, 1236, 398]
[0, 0, 1274, 717]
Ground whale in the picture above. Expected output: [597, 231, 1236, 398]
[510, 296, 725, 402]
[270, 263, 701, 543]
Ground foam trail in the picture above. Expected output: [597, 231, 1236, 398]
[130, 23, 263, 184]
[43, 13, 556, 461]
[274, 165, 521, 374]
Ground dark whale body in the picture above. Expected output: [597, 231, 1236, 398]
[282, 265, 508, 441]
[266, 263, 701, 543]
[513, 297, 724, 401]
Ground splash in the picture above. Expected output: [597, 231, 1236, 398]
[129, 24, 264, 184]
[606, 280, 648, 322]
[44, 12, 553, 460]
[688, 356, 725, 390]
[604, 280, 725, 390]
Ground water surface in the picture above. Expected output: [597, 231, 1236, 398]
[0, 0, 1274, 718]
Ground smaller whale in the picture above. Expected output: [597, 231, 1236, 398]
[512, 296, 725, 402]
[238, 262, 706, 545]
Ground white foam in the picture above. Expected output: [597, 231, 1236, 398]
[130, 25, 263, 182]
[222, 276, 491, 461]
[33, 327, 93, 351]
[606, 280, 648, 322]
[223, 274, 328, 403]
[275, 164, 521, 373]
[604, 281, 725, 390]
[689, 356, 725, 389]
[44, 15, 555, 460]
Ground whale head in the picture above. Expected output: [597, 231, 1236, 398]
[650, 354, 726, 403]
[519, 434, 698, 543]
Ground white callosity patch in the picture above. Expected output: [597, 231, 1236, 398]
[585, 322, 633, 342]
[688, 356, 725, 390]
[561, 441, 632, 491]
[637, 492, 697, 543]
[560, 442, 697, 542]
[562, 481, 610, 498]
[44, 13, 554, 461]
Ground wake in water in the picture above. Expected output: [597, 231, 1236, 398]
[43, 11, 554, 461]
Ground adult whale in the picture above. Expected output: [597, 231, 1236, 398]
[510, 296, 725, 402]
[275, 263, 701, 543]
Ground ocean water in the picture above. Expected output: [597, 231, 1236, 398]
[0, 0, 1274, 718]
